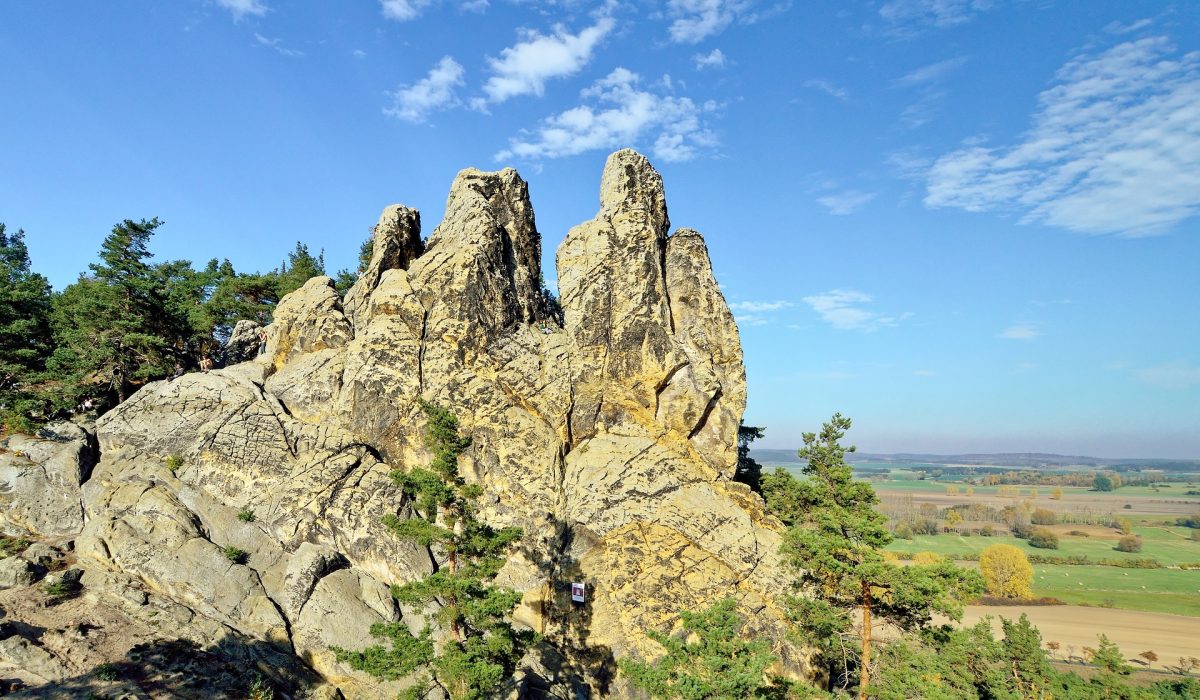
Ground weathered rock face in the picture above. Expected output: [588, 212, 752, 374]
[223, 318, 263, 364]
[1, 150, 798, 698]
[0, 422, 96, 538]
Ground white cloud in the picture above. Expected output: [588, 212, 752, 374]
[254, 33, 303, 57]
[380, 0, 435, 21]
[817, 190, 876, 215]
[894, 56, 968, 87]
[667, 0, 752, 44]
[803, 289, 909, 331]
[912, 369, 937, 377]
[803, 79, 848, 100]
[999, 324, 1039, 340]
[483, 18, 614, 103]
[693, 49, 727, 70]
[1136, 362, 1200, 390]
[728, 300, 792, 312]
[495, 68, 717, 162]
[383, 56, 465, 123]
[879, 0, 994, 29]
[215, 0, 266, 20]
[925, 36, 1200, 236]
[353, 49, 367, 58]
[1104, 18, 1152, 35]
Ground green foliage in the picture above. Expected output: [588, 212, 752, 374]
[1095, 474, 1116, 491]
[222, 545, 248, 564]
[618, 598, 796, 699]
[734, 423, 766, 493]
[872, 615, 1199, 700]
[762, 414, 983, 695]
[238, 508, 257, 523]
[0, 224, 54, 432]
[247, 672, 275, 700]
[94, 663, 120, 681]
[166, 453, 184, 473]
[44, 578, 80, 598]
[1115, 535, 1142, 553]
[273, 242, 326, 297]
[334, 401, 531, 700]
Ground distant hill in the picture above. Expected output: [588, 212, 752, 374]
[750, 449, 1200, 471]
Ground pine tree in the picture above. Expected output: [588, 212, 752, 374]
[761, 414, 983, 698]
[734, 423, 766, 493]
[0, 225, 54, 432]
[47, 218, 174, 406]
[274, 242, 326, 297]
[333, 401, 532, 700]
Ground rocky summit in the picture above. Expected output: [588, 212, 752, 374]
[0, 150, 800, 698]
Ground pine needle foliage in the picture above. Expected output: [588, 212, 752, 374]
[333, 400, 531, 700]
[619, 598, 797, 700]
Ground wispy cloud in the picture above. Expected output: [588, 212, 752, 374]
[803, 79, 848, 100]
[215, 0, 267, 20]
[495, 68, 717, 162]
[1104, 18, 1152, 35]
[817, 190, 876, 215]
[913, 369, 937, 377]
[728, 300, 792, 312]
[925, 36, 1200, 236]
[667, 0, 755, 44]
[380, 0, 435, 21]
[1135, 362, 1200, 390]
[383, 56, 465, 123]
[482, 17, 614, 103]
[803, 289, 910, 331]
[694, 48, 727, 70]
[879, 0, 995, 31]
[999, 324, 1039, 340]
[894, 56, 968, 87]
[254, 33, 303, 57]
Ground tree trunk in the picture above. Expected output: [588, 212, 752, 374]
[860, 580, 872, 700]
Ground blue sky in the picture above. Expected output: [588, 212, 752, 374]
[2, 1, 1198, 457]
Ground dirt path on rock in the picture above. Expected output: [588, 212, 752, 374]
[960, 605, 1200, 667]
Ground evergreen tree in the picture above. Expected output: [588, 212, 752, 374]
[761, 414, 983, 698]
[333, 401, 532, 700]
[734, 423, 766, 493]
[48, 218, 175, 406]
[618, 598, 797, 699]
[274, 242, 326, 297]
[0, 224, 54, 432]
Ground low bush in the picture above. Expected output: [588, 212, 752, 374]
[0, 535, 32, 557]
[1031, 508, 1057, 525]
[44, 579, 80, 598]
[95, 663, 120, 681]
[1098, 557, 1161, 569]
[1115, 535, 1142, 553]
[165, 453, 184, 474]
[237, 508, 256, 523]
[1028, 528, 1059, 549]
[1068, 530, 1089, 537]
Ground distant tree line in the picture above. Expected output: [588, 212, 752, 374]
[0, 218, 366, 432]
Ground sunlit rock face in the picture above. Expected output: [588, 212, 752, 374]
[15, 150, 801, 698]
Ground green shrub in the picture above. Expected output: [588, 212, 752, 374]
[893, 521, 914, 539]
[1031, 508, 1057, 525]
[247, 673, 274, 700]
[1115, 535, 1142, 553]
[94, 663, 119, 681]
[222, 546, 248, 564]
[165, 453, 184, 473]
[237, 508, 256, 523]
[1028, 528, 1059, 549]
[44, 579, 80, 598]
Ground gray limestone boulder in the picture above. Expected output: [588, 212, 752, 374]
[0, 421, 96, 538]
[224, 319, 264, 364]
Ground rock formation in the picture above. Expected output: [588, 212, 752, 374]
[0, 150, 799, 698]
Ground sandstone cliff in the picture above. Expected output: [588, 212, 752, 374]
[0, 150, 798, 698]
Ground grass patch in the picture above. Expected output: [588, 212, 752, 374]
[0, 535, 32, 557]
[887, 526, 1200, 566]
[1031, 565, 1200, 616]
[237, 508, 256, 523]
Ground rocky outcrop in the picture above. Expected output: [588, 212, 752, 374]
[223, 319, 263, 364]
[0, 150, 798, 698]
